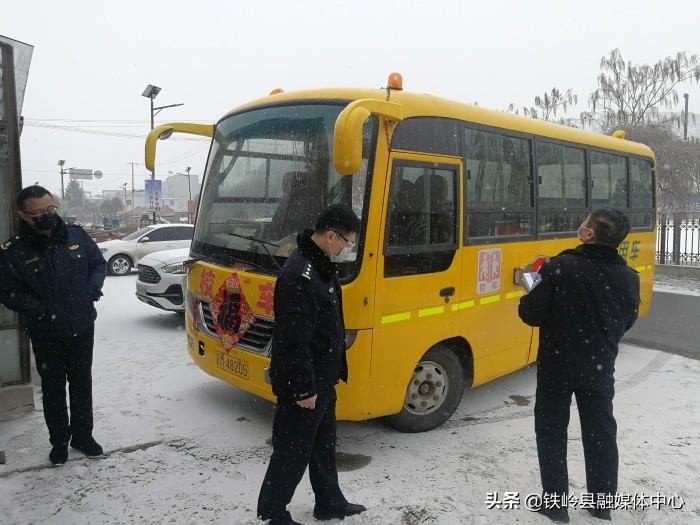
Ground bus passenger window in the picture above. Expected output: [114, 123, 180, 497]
[591, 151, 628, 209]
[536, 142, 587, 234]
[464, 128, 534, 241]
[384, 163, 458, 277]
[629, 158, 654, 227]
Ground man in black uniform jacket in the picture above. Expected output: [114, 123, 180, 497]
[0, 186, 106, 465]
[257, 205, 366, 525]
[518, 208, 640, 523]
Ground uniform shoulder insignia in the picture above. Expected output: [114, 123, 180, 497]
[0, 236, 18, 250]
[301, 263, 312, 280]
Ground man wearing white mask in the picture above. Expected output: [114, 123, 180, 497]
[257, 205, 365, 525]
[518, 207, 640, 523]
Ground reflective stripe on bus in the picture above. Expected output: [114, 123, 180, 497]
[381, 312, 412, 324]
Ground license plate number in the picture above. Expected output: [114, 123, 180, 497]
[216, 352, 249, 380]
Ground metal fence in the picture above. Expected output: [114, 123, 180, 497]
[657, 214, 700, 266]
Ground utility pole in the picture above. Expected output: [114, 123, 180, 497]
[683, 93, 689, 141]
[128, 162, 137, 211]
[186, 166, 193, 224]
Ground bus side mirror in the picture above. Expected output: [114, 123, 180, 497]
[145, 122, 215, 173]
[333, 99, 403, 175]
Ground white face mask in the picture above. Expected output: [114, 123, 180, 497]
[577, 224, 594, 241]
[330, 244, 354, 263]
[329, 232, 356, 263]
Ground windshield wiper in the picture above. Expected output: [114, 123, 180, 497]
[227, 233, 283, 271]
[187, 249, 265, 272]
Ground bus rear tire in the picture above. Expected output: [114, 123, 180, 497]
[385, 344, 465, 433]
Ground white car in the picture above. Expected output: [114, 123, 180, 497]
[98, 224, 194, 275]
[135, 248, 190, 312]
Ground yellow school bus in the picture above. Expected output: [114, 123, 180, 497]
[145, 73, 655, 432]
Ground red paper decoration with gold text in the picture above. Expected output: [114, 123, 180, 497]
[210, 272, 255, 351]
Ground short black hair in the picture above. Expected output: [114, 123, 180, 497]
[314, 205, 360, 235]
[589, 207, 631, 248]
[16, 185, 53, 210]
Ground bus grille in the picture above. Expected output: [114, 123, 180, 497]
[199, 301, 275, 355]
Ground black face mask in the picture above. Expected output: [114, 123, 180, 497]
[31, 213, 59, 232]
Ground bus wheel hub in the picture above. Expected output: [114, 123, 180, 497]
[405, 361, 448, 415]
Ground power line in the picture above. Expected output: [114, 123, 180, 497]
[26, 117, 213, 123]
[24, 122, 210, 141]
[157, 144, 210, 165]
[23, 143, 208, 177]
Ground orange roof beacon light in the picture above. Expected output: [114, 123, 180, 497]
[387, 72, 403, 91]
[269, 88, 284, 96]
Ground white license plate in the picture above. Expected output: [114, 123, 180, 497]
[136, 282, 147, 295]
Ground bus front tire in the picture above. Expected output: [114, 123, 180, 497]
[385, 345, 466, 433]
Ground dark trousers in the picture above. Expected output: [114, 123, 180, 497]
[257, 389, 346, 520]
[31, 324, 95, 446]
[535, 372, 618, 500]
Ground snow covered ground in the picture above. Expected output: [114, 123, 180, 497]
[653, 273, 700, 297]
[1, 275, 699, 524]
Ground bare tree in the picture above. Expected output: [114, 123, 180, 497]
[100, 197, 125, 219]
[508, 88, 578, 126]
[621, 125, 700, 205]
[583, 49, 700, 132]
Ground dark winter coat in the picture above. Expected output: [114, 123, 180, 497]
[269, 230, 349, 401]
[518, 243, 640, 389]
[0, 217, 106, 339]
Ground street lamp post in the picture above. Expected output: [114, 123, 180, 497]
[141, 84, 183, 224]
[58, 160, 65, 199]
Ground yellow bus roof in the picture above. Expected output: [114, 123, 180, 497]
[224, 88, 655, 160]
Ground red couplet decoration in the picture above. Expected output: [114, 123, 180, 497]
[210, 272, 255, 352]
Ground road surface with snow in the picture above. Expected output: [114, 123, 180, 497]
[1, 275, 699, 524]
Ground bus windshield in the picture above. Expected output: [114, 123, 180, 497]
[192, 104, 375, 274]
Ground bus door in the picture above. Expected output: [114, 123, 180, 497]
[371, 153, 463, 412]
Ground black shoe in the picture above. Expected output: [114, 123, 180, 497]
[268, 518, 303, 525]
[586, 508, 612, 521]
[258, 510, 304, 525]
[49, 444, 68, 465]
[70, 435, 104, 457]
[537, 506, 570, 523]
[313, 502, 366, 520]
